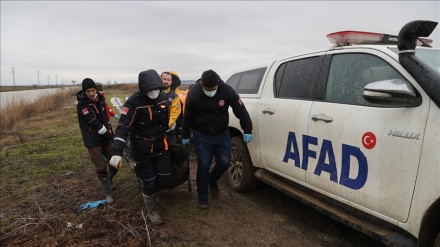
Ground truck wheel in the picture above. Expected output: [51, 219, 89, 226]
[227, 136, 260, 192]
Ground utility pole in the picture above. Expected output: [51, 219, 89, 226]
[37, 70, 40, 86]
[55, 74, 58, 86]
[11, 67, 16, 87]
[47, 75, 50, 86]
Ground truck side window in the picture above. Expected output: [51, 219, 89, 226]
[326, 53, 405, 106]
[227, 74, 240, 90]
[225, 68, 266, 94]
[275, 56, 321, 100]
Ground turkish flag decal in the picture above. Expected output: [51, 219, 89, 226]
[122, 107, 129, 115]
[362, 132, 376, 149]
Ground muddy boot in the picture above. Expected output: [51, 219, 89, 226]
[99, 178, 114, 204]
[197, 197, 209, 209]
[142, 193, 164, 225]
[152, 191, 161, 206]
[108, 166, 118, 190]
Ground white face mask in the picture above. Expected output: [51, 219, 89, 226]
[203, 89, 217, 98]
[146, 89, 160, 99]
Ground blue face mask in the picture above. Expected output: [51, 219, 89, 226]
[203, 89, 217, 98]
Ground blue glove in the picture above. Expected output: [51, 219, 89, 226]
[78, 199, 107, 212]
[243, 134, 253, 144]
[114, 114, 120, 120]
[182, 139, 190, 145]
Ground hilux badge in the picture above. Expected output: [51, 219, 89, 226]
[388, 130, 421, 140]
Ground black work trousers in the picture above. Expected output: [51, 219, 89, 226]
[132, 151, 172, 196]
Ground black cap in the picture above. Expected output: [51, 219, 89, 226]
[82, 78, 96, 92]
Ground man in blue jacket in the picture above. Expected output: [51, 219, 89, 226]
[181, 69, 253, 209]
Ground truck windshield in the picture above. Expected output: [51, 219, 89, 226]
[390, 48, 440, 74]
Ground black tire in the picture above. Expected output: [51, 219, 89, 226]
[227, 136, 260, 192]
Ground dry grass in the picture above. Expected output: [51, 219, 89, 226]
[115, 83, 138, 91]
[0, 88, 77, 130]
[0, 87, 77, 149]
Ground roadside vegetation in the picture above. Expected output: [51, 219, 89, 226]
[0, 87, 77, 140]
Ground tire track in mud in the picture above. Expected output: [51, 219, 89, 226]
[238, 182, 387, 247]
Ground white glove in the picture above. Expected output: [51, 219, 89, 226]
[98, 125, 107, 135]
[109, 155, 122, 169]
[167, 122, 176, 132]
[170, 122, 176, 130]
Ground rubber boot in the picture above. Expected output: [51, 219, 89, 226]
[153, 191, 161, 206]
[142, 193, 164, 225]
[99, 178, 114, 204]
[108, 166, 118, 190]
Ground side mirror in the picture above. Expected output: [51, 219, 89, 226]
[363, 79, 420, 106]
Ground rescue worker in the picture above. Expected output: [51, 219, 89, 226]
[96, 82, 120, 122]
[109, 69, 172, 225]
[95, 82, 119, 190]
[76, 78, 117, 203]
[181, 70, 253, 209]
[160, 71, 182, 144]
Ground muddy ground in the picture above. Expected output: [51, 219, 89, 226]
[0, 143, 386, 247]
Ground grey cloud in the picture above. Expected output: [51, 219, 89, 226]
[1, 1, 439, 85]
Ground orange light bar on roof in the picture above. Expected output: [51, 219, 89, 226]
[326, 31, 384, 46]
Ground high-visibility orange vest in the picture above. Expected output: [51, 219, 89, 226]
[178, 89, 189, 114]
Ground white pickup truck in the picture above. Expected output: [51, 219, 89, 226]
[225, 20, 440, 247]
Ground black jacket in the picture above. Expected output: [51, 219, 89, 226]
[76, 91, 113, 148]
[112, 70, 169, 156]
[181, 80, 252, 138]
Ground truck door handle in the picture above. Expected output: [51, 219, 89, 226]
[262, 108, 275, 115]
[311, 114, 333, 123]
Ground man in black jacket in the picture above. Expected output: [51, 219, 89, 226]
[109, 69, 171, 225]
[76, 78, 117, 203]
[181, 69, 253, 209]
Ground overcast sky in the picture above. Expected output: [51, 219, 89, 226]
[1, 1, 439, 86]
